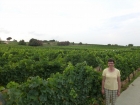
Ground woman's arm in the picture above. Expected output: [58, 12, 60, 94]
[101, 76, 106, 94]
[117, 76, 121, 96]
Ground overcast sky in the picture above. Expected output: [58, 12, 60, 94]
[0, 0, 140, 46]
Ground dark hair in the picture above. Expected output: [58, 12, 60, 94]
[108, 58, 115, 63]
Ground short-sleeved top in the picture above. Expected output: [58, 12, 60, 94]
[102, 68, 121, 90]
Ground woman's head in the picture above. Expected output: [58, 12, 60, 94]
[108, 58, 115, 68]
[108, 58, 115, 63]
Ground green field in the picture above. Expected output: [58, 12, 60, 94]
[0, 43, 140, 105]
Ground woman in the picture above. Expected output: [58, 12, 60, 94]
[102, 58, 121, 105]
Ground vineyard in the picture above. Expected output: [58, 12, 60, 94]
[0, 44, 140, 105]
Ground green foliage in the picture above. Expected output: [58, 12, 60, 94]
[4, 62, 103, 105]
[0, 86, 5, 91]
[0, 44, 140, 104]
[28, 38, 43, 46]
[18, 40, 26, 45]
[0, 45, 140, 86]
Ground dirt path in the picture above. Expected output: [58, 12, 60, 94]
[115, 76, 140, 105]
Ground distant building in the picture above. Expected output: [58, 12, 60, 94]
[4, 41, 9, 44]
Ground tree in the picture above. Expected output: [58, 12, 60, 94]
[49, 39, 55, 42]
[57, 41, 70, 46]
[79, 42, 82, 45]
[72, 42, 75, 45]
[128, 44, 133, 47]
[42, 40, 48, 42]
[13, 39, 17, 42]
[6, 37, 12, 41]
[18, 40, 26, 45]
[28, 38, 43, 46]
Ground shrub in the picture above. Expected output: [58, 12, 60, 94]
[28, 38, 43, 46]
[18, 40, 26, 45]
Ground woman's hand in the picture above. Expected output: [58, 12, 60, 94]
[117, 91, 120, 96]
[102, 89, 105, 95]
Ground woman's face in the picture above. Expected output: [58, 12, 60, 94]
[108, 62, 114, 68]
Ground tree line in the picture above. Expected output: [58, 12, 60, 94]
[0, 37, 134, 47]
